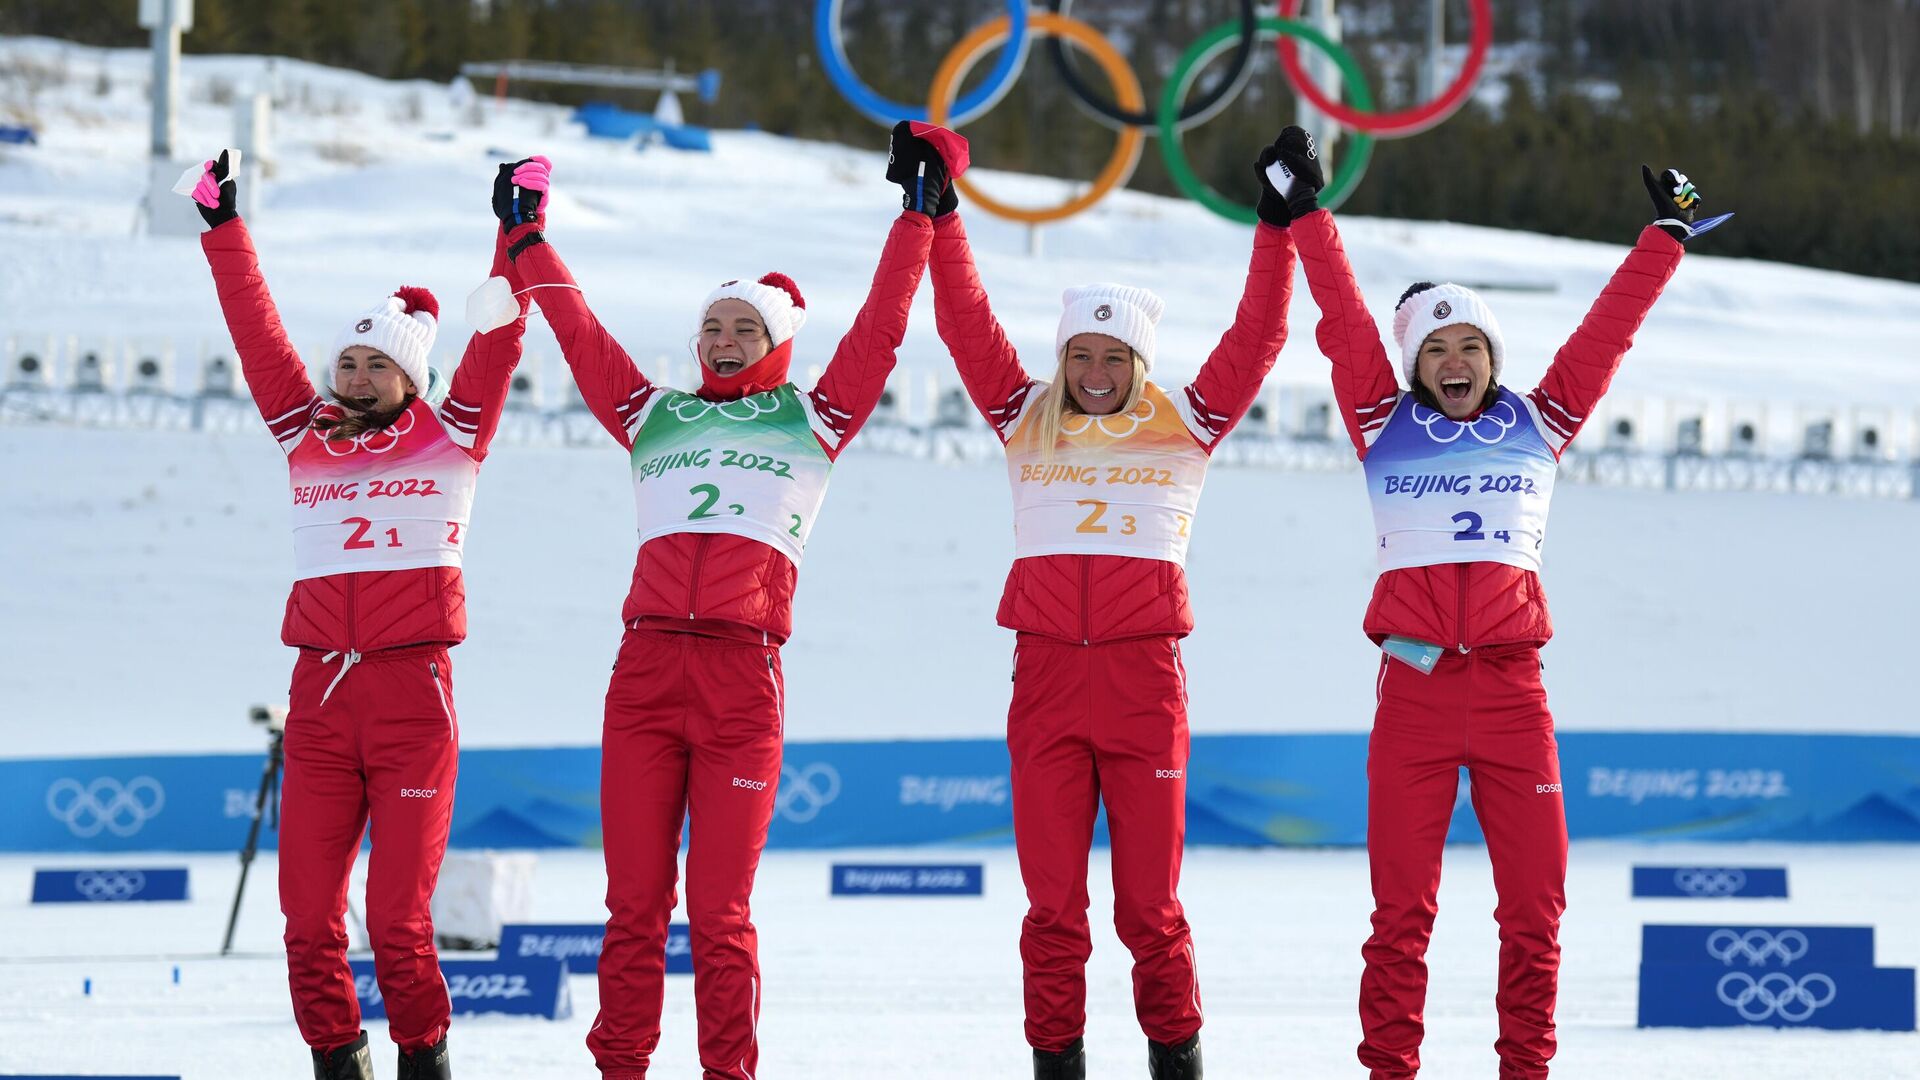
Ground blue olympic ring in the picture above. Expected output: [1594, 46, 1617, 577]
[814, 0, 1031, 127]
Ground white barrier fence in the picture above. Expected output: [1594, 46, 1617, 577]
[4, 337, 1917, 500]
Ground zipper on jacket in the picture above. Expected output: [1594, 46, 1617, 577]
[1455, 563, 1470, 654]
[686, 534, 713, 619]
[345, 575, 359, 651]
[1080, 557, 1091, 646]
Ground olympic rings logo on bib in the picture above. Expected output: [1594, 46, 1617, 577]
[1060, 392, 1155, 440]
[668, 394, 782, 424]
[814, 0, 1491, 223]
[316, 404, 416, 457]
[1412, 398, 1518, 446]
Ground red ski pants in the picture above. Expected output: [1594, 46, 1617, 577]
[280, 644, 459, 1054]
[1009, 634, 1202, 1053]
[1358, 645, 1567, 1080]
[588, 629, 784, 1080]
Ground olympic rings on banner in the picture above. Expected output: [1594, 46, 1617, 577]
[929, 12, 1145, 225]
[1275, 0, 1492, 137]
[1043, 0, 1259, 134]
[813, 0, 1031, 127]
[1159, 17, 1374, 221]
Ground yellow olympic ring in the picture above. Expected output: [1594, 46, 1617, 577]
[928, 12, 1144, 225]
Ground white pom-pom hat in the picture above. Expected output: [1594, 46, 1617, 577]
[1391, 283, 1505, 385]
[698, 272, 807, 347]
[330, 286, 439, 395]
[1056, 283, 1165, 371]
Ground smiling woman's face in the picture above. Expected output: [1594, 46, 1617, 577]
[1062, 333, 1134, 415]
[699, 298, 772, 376]
[1415, 323, 1493, 419]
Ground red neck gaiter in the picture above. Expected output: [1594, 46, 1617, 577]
[696, 338, 794, 401]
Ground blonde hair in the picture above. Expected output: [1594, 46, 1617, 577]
[1024, 348, 1148, 465]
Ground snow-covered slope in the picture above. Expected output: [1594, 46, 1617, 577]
[3, 38, 1917, 757]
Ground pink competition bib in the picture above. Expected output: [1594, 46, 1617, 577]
[286, 400, 479, 580]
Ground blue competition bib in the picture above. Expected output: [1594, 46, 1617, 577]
[1361, 389, 1559, 574]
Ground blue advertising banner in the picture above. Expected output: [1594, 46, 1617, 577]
[1640, 925, 1879, 969]
[351, 957, 571, 1020]
[1638, 963, 1916, 1031]
[1631, 866, 1789, 899]
[831, 863, 984, 896]
[499, 922, 691, 976]
[30, 868, 189, 903]
[4, 733, 1918, 852]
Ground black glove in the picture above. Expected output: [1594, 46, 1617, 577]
[195, 151, 238, 229]
[1642, 164, 1732, 242]
[1256, 126, 1325, 224]
[491, 157, 547, 234]
[886, 120, 957, 219]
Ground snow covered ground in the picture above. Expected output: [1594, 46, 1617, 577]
[3, 843, 1916, 1077]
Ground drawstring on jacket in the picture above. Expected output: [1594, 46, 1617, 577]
[319, 649, 362, 704]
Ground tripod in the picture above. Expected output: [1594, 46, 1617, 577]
[221, 723, 284, 955]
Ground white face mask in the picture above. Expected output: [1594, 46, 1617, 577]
[466, 276, 522, 335]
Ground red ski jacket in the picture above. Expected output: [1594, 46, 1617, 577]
[1290, 207, 1684, 649]
[201, 218, 528, 653]
[928, 211, 1297, 644]
[510, 212, 933, 644]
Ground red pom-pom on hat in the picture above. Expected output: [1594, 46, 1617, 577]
[392, 285, 440, 321]
[757, 272, 804, 311]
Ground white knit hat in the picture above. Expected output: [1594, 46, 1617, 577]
[1056, 283, 1164, 372]
[330, 286, 439, 395]
[1391, 282, 1505, 385]
[698, 272, 807, 347]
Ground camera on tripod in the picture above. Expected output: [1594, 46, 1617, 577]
[248, 703, 288, 732]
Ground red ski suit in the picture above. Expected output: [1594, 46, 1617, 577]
[1292, 208, 1683, 1079]
[928, 211, 1297, 1052]
[511, 212, 933, 1079]
[200, 219, 529, 1054]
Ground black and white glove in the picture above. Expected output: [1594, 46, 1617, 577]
[1256, 126, 1325, 225]
[1642, 165, 1732, 242]
[886, 120, 959, 219]
[190, 151, 238, 229]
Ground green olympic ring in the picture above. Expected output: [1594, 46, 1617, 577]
[1158, 17, 1375, 222]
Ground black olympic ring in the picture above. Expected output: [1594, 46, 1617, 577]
[1044, 0, 1258, 132]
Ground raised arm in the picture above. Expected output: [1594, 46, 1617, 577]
[192, 153, 323, 454]
[494, 157, 656, 451]
[1529, 164, 1716, 456]
[439, 228, 531, 460]
[1263, 128, 1402, 459]
[806, 212, 934, 459]
[928, 213, 1037, 443]
[1180, 219, 1297, 452]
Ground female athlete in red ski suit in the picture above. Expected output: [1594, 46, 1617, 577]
[191, 154, 528, 1080]
[496, 130, 952, 1079]
[1270, 128, 1722, 1078]
[920, 129, 1304, 1080]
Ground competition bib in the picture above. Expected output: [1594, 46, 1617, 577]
[1361, 388, 1558, 574]
[1004, 382, 1209, 565]
[287, 400, 479, 581]
[627, 384, 833, 565]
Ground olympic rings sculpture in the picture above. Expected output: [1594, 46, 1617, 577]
[814, 1, 1493, 224]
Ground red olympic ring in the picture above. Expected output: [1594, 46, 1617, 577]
[1274, 0, 1492, 138]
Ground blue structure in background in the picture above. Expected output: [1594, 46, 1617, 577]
[0, 125, 36, 145]
[31, 867, 189, 903]
[5, 733, 1920, 853]
[570, 101, 711, 151]
[351, 956, 572, 1020]
[1632, 866, 1789, 899]
[1638, 924, 1916, 1031]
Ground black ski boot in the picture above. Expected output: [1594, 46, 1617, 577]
[311, 1031, 374, 1080]
[397, 1036, 451, 1080]
[1034, 1036, 1087, 1080]
[1148, 1032, 1203, 1079]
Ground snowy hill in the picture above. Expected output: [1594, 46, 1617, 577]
[3, 37, 1918, 757]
